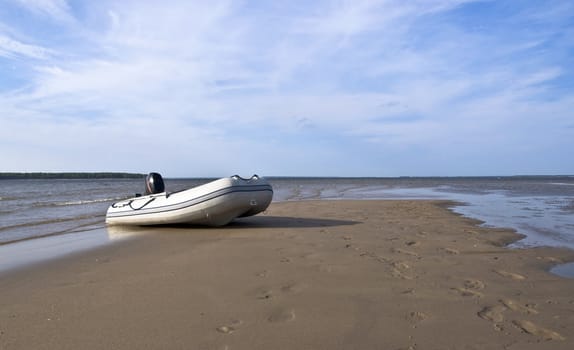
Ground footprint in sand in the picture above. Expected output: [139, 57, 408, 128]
[512, 320, 565, 341]
[405, 241, 420, 247]
[406, 311, 428, 328]
[389, 260, 413, 277]
[390, 268, 414, 280]
[392, 261, 411, 270]
[499, 299, 538, 314]
[256, 270, 268, 278]
[440, 247, 460, 255]
[451, 287, 483, 298]
[392, 248, 419, 257]
[375, 255, 391, 264]
[494, 270, 526, 281]
[359, 251, 376, 259]
[254, 282, 307, 300]
[268, 308, 295, 323]
[254, 288, 274, 300]
[464, 279, 486, 290]
[360, 252, 392, 265]
[216, 319, 243, 334]
[477, 305, 507, 323]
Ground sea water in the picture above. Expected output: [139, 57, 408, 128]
[1, 176, 573, 270]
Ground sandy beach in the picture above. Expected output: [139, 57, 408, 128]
[1, 200, 574, 349]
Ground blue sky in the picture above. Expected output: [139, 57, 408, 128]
[1, 0, 573, 177]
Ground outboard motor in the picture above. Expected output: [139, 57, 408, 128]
[145, 172, 165, 195]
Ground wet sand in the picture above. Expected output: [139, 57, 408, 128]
[1, 200, 574, 349]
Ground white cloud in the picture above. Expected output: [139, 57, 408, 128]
[14, 0, 75, 23]
[0, 34, 53, 59]
[0, 0, 573, 175]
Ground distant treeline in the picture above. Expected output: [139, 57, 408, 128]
[0, 172, 146, 180]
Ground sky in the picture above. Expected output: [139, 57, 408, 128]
[0, 0, 573, 177]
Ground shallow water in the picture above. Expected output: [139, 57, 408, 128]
[271, 177, 574, 250]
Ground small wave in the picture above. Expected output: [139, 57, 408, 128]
[29, 196, 127, 208]
[54, 197, 126, 206]
[0, 213, 105, 232]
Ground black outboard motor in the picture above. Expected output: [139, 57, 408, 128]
[145, 172, 165, 195]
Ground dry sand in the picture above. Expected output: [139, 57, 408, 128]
[1, 200, 574, 350]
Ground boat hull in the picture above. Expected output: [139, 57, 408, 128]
[106, 175, 273, 226]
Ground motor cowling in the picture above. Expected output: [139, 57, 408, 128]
[145, 172, 165, 195]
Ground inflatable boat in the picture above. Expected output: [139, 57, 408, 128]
[106, 173, 273, 226]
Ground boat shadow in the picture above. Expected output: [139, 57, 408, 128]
[146, 215, 359, 230]
[226, 215, 359, 229]
[107, 216, 359, 239]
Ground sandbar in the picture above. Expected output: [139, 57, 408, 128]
[1, 200, 574, 349]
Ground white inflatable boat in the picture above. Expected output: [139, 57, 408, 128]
[106, 174, 273, 226]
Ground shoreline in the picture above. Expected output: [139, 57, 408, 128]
[2, 200, 574, 349]
[2, 198, 573, 278]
